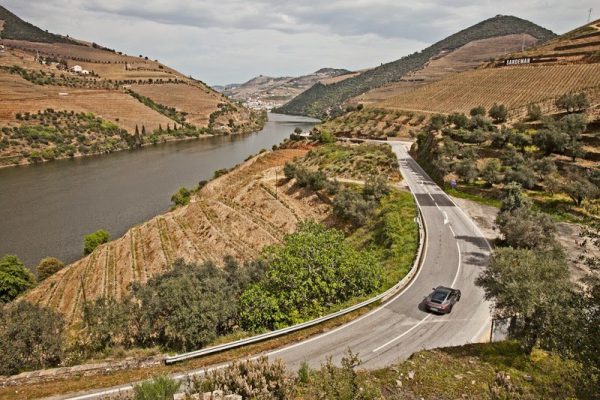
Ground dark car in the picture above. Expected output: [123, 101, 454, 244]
[424, 286, 461, 314]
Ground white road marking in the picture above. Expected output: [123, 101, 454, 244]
[448, 225, 456, 237]
[373, 212, 463, 354]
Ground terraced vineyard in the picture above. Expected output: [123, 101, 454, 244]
[23, 149, 333, 322]
[379, 63, 600, 116]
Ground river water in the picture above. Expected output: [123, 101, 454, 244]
[0, 113, 318, 268]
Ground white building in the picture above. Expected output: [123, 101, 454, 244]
[71, 65, 82, 73]
[81, 69, 90, 75]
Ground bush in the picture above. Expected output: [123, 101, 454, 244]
[191, 357, 290, 399]
[0, 254, 35, 303]
[133, 375, 179, 400]
[170, 187, 191, 207]
[0, 302, 65, 375]
[296, 350, 381, 399]
[36, 257, 64, 281]
[332, 188, 376, 228]
[526, 103, 542, 121]
[496, 207, 557, 251]
[239, 222, 381, 330]
[489, 103, 508, 123]
[83, 229, 109, 255]
[480, 159, 502, 187]
[469, 105, 486, 117]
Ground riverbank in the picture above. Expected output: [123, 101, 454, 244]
[0, 114, 318, 268]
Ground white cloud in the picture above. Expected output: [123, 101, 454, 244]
[2, 0, 597, 84]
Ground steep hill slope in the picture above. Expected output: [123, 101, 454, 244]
[24, 148, 322, 321]
[0, 7, 265, 167]
[221, 68, 352, 109]
[379, 19, 600, 119]
[0, 5, 78, 44]
[350, 33, 539, 105]
[275, 15, 556, 118]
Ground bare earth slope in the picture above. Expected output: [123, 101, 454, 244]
[23, 148, 331, 322]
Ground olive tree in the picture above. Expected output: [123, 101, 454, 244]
[0, 255, 35, 303]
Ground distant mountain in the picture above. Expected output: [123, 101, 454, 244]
[275, 15, 556, 118]
[0, 5, 79, 44]
[220, 68, 353, 109]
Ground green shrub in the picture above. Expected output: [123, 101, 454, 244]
[36, 257, 64, 281]
[83, 230, 109, 255]
[0, 254, 35, 303]
[170, 187, 191, 207]
[0, 301, 65, 375]
[133, 375, 179, 400]
[240, 222, 381, 330]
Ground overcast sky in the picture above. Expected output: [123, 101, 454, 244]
[2, 1, 597, 85]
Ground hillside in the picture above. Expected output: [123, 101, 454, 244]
[0, 5, 78, 44]
[0, 7, 265, 167]
[275, 15, 556, 118]
[23, 140, 403, 324]
[220, 68, 352, 110]
[350, 33, 539, 105]
[378, 19, 600, 119]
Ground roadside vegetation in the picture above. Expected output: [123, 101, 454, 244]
[0, 141, 418, 381]
[411, 96, 599, 222]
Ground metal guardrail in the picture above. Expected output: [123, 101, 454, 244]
[164, 206, 426, 365]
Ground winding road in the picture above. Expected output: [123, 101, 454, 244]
[60, 141, 492, 399]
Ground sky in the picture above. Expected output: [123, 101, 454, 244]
[2, 1, 597, 85]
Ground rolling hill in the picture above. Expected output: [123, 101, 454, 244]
[378, 19, 600, 119]
[275, 15, 556, 118]
[218, 68, 353, 110]
[0, 6, 266, 167]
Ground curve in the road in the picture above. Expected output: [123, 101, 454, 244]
[59, 142, 492, 400]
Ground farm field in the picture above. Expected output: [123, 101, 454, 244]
[131, 83, 222, 127]
[379, 63, 600, 116]
[352, 33, 540, 104]
[0, 71, 174, 132]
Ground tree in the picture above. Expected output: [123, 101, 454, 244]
[129, 260, 252, 351]
[533, 157, 557, 181]
[447, 112, 469, 129]
[455, 158, 478, 183]
[561, 113, 586, 161]
[83, 230, 109, 255]
[499, 182, 528, 213]
[504, 164, 536, 189]
[526, 103, 542, 121]
[496, 206, 557, 250]
[562, 170, 599, 206]
[36, 257, 64, 281]
[0, 255, 35, 303]
[480, 158, 502, 187]
[556, 92, 590, 113]
[0, 302, 65, 375]
[476, 247, 573, 353]
[240, 222, 381, 331]
[488, 103, 508, 123]
[533, 127, 568, 155]
[470, 105, 486, 117]
[427, 114, 446, 131]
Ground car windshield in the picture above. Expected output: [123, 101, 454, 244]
[431, 290, 449, 303]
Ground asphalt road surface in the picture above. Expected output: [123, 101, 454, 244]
[59, 142, 492, 400]
[266, 142, 492, 370]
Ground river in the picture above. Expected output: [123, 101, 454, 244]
[0, 113, 318, 269]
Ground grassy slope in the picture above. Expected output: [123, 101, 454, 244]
[0, 6, 80, 45]
[294, 341, 586, 399]
[276, 15, 556, 118]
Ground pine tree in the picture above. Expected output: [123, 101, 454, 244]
[135, 125, 139, 135]
[141, 125, 146, 135]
